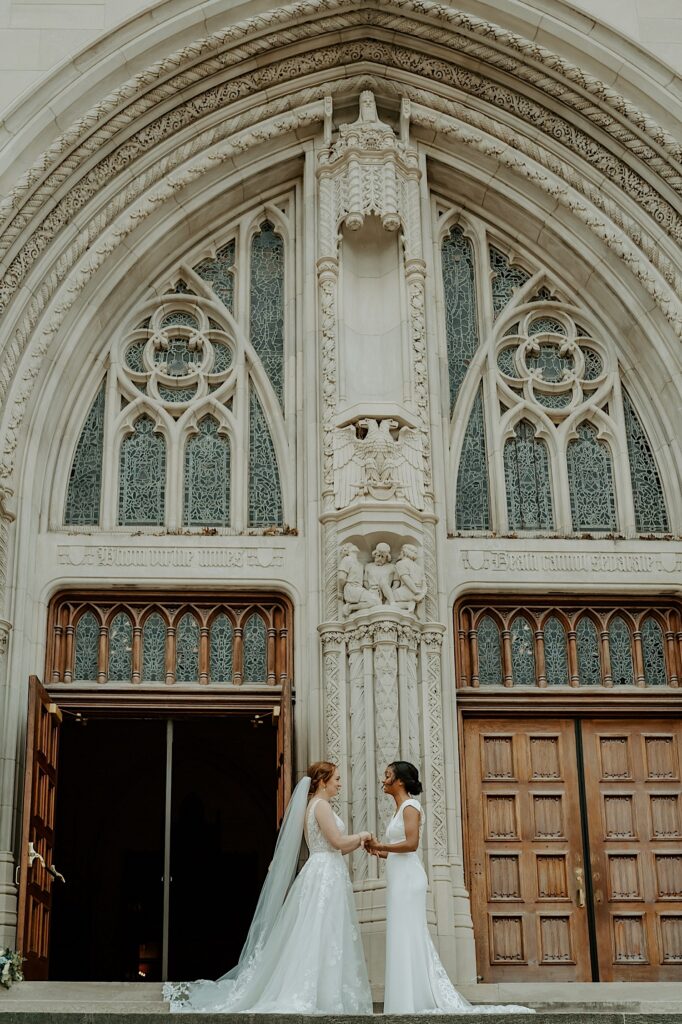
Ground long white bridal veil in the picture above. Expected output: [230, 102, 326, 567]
[218, 774, 312, 983]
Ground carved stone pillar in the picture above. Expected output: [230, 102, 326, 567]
[0, 488, 16, 944]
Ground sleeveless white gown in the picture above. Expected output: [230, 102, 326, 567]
[164, 797, 372, 1014]
[383, 799, 532, 1015]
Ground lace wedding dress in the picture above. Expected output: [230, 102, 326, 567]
[383, 799, 533, 1015]
[164, 790, 372, 1014]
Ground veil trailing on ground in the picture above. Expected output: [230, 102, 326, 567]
[218, 774, 312, 982]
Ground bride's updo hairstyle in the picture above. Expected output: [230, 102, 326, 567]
[388, 761, 423, 795]
[307, 761, 336, 794]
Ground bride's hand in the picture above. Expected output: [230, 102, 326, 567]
[358, 831, 372, 848]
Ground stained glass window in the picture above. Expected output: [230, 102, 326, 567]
[65, 382, 106, 525]
[118, 416, 166, 526]
[194, 240, 236, 313]
[143, 613, 166, 682]
[184, 417, 230, 526]
[243, 613, 267, 683]
[567, 422, 617, 532]
[108, 612, 132, 682]
[609, 615, 634, 686]
[74, 612, 99, 680]
[526, 343, 572, 381]
[250, 222, 284, 407]
[477, 615, 502, 685]
[456, 387, 490, 531]
[210, 614, 234, 683]
[497, 347, 520, 378]
[504, 420, 554, 530]
[511, 615, 536, 685]
[248, 389, 283, 528]
[543, 616, 569, 686]
[576, 616, 601, 685]
[154, 337, 200, 377]
[622, 390, 669, 533]
[125, 341, 146, 372]
[489, 247, 530, 318]
[641, 617, 667, 686]
[580, 347, 603, 381]
[176, 613, 199, 682]
[528, 317, 566, 336]
[442, 227, 479, 412]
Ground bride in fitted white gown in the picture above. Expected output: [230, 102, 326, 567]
[164, 762, 372, 1014]
[369, 762, 533, 1015]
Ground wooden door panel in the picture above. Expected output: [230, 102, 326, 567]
[16, 677, 62, 980]
[464, 718, 591, 981]
[582, 720, 682, 980]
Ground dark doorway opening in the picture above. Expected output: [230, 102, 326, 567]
[50, 716, 277, 982]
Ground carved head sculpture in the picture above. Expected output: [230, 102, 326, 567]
[400, 544, 419, 561]
[339, 542, 359, 559]
[372, 542, 392, 564]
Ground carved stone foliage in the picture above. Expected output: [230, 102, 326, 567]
[337, 541, 426, 617]
[333, 418, 424, 510]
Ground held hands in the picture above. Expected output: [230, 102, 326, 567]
[362, 834, 387, 858]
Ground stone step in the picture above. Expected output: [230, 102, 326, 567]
[1, 1014, 682, 1023]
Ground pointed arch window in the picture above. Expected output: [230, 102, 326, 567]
[441, 226, 479, 412]
[184, 416, 231, 527]
[143, 613, 167, 683]
[65, 382, 105, 525]
[489, 247, 530, 318]
[622, 390, 669, 533]
[210, 614, 234, 683]
[250, 221, 285, 408]
[609, 616, 634, 686]
[543, 616, 569, 686]
[74, 612, 99, 681]
[576, 616, 601, 686]
[477, 615, 502, 686]
[108, 612, 132, 682]
[456, 386, 490, 531]
[243, 613, 267, 683]
[510, 615, 536, 685]
[567, 422, 616, 532]
[176, 613, 200, 683]
[249, 389, 283, 527]
[118, 416, 166, 526]
[504, 420, 554, 530]
[641, 617, 667, 687]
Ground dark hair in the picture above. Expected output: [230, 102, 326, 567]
[387, 761, 423, 795]
[307, 761, 336, 794]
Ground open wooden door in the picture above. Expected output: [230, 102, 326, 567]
[275, 676, 294, 825]
[16, 677, 62, 980]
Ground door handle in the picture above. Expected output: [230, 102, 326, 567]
[575, 867, 585, 908]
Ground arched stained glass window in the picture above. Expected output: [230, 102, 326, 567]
[511, 616, 536, 685]
[248, 389, 283, 528]
[567, 422, 616, 532]
[456, 387, 490, 531]
[184, 417, 230, 526]
[65, 382, 105, 525]
[609, 616, 634, 686]
[576, 616, 601, 685]
[243, 613, 267, 683]
[176, 613, 199, 682]
[194, 239, 235, 312]
[143, 613, 166, 682]
[441, 226, 479, 412]
[108, 612, 132, 682]
[622, 390, 669, 534]
[489, 247, 530, 318]
[118, 416, 166, 526]
[477, 615, 502, 685]
[504, 420, 554, 530]
[210, 614, 234, 683]
[544, 616, 569, 686]
[74, 612, 99, 681]
[641, 617, 667, 687]
[250, 221, 284, 408]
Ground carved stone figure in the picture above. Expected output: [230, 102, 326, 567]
[338, 542, 380, 615]
[364, 542, 397, 605]
[333, 418, 424, 509]
[391, 544, 427, 614]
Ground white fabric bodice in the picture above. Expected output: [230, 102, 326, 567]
[305, 797, 344, 854]
[386, 797, 424, 847]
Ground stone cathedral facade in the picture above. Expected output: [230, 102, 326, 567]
[0, 0, 681, 995]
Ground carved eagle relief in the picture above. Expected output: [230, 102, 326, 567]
[333, 418, 424, 510]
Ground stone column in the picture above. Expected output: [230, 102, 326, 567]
[0, 488, 17, 945]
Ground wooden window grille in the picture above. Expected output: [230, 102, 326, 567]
[46, 591, 292, 687]
[455, 597, 681, 689]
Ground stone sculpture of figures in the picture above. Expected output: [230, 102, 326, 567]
[338, 542, 380, 616]
[391, 544, 427, 614]
[364, 543, 396, 606]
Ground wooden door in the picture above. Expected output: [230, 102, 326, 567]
[582, 719, 682, 979]
[16, 677, 62, 979]
[463, 718, 592, 981]
[275, 676, 293, 825]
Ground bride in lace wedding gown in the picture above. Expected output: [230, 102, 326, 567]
[369, 761, 533, 1016]
[164, 762, 373, 1014]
